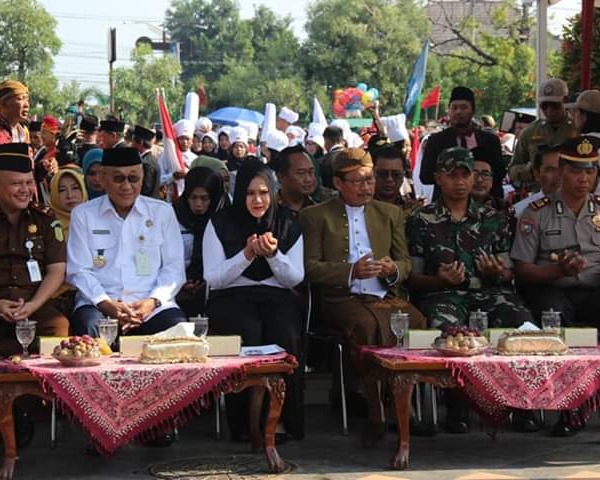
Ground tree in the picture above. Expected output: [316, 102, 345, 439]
[113, 45, 184, 126]
[430, 0, 536, 119]
[0, 0, 62, 115]
[559, 8, 600, 92]
[165, 0, 252, 84]
[302, 0, 430, 112]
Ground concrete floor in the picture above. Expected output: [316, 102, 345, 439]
[9, 375, 600, 480]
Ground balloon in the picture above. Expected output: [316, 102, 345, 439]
[333, 89, 344, 99]
[367, 88, 380, 100]
[356, 82, 368, 92]
[361, 92, 374, 106]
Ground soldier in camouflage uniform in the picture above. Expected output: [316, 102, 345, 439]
[406, 146, 533, 329]
[508, 78, 577, 195]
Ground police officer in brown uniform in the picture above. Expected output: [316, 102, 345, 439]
[0, 143, 69, 355]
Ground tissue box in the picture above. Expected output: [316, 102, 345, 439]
[487, 329, 510, 348]
[563, 328, 597, 347]
[39, 337, 68, 356]
[119, 335, 241, 357]
[402, 330, 440, 349]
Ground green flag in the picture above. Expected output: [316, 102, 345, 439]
[412, 93, 422, 127]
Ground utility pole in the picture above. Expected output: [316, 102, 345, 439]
[108, 27, 116, 112]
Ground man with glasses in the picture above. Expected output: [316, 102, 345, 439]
[300, 148, 425, 448]
[67, 147, 186, 338]
[470, 147, 512, 216]
[508, 78, 577, 195]
[407, 146, 533, 433]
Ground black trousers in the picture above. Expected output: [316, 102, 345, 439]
[520, 284, 600, 327]
[206, 285, 305, 439]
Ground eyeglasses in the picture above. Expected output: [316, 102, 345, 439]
[342, 175, 375, 187]
[540, 102, 562, 110]
[111, 174, 141, 184]
[375, 169, 404, 181]
[473, 170, 493, 180]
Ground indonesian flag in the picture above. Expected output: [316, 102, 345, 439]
[156, 89, 186, 201]
[420, 85, 441, 109]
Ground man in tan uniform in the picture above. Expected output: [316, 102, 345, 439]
[508, 78, 577, 194]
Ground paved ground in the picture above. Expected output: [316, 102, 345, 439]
[10, 382, 600, 480]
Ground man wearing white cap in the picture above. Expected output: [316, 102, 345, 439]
[262, 129, 289, 166]
[159, 119, 196, 200]
[508, 78, 577, 193]
[276, 107, 299, 132]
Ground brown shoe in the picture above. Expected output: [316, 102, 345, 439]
[361, 422, 385, 449]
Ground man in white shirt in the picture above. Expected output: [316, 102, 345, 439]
[67, 147, 186, 337]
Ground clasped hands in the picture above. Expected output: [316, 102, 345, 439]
[97, 298, 156, 333]
[352, 253, 397, 280]
[0, 298, 37, 322]
[437, 251, 507, 287]
[554, 249, 586, 276]
[243, 232, 278, 261]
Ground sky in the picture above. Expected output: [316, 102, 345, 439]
[39, 0, 581, 94]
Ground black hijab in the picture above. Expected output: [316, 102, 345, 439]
[174, 166, 228, 280]
[211, 157, 302, 281]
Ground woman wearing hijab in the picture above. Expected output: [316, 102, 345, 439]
[203, 157, 305, 442]
[82, 148, 105, 199]
[174, 166, 228, 316]
[48, 166, 88, 308]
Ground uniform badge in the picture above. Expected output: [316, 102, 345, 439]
[593, 214, 600, 231]
[519, 218, 535, 236]
[145, 219, 153, 228]
[50, 220, 64, 242]
[27, 224, 38, 235]
[93, 249, 106, 268]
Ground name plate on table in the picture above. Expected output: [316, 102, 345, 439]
[402, 330, 440, 349]
[120, 335, 242, 357]
[563, 328, 597, 347]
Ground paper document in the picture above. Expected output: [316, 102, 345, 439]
[240, 344, 285, 356]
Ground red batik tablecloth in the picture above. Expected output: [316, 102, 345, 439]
[361, 346, 600, 424]
[3, 353, 294, 454]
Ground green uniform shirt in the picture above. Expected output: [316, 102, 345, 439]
[406, 197, 512, 290]
[508, 117, 577, 187]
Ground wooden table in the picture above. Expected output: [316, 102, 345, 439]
[0, 358, 296, 480]
[364, 353, 456, 470]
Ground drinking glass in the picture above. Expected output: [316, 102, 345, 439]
[468, 310, 489, 333]
[99, 318, 119, 348]
[390, 311, 409, 348]
[192, 316, 209, 337]
[541, 309, 561, 333]
[15, 320, 37, 358]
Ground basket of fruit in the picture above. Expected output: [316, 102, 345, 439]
[433, 325, 489, 357]
[52, 335, 108, 367]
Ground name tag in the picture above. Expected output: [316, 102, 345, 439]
[92, 229, 110, 235]
[26, 259, 42, 283]
[544, 229, 561, 236]
[135, 251, 152, 276]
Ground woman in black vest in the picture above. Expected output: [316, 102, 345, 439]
[203, 157, 305, 441]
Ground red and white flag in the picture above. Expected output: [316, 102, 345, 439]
[156, 89, 186, 200]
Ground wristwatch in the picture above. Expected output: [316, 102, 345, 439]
[151, 297, 162, 309]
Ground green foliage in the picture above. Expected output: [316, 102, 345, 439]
[302, 0, 430, 112]
[431, 0, 536, 119]
[113, 45, 184, 126]
[558, 8, 600, 91]
[0, 0, 63, 115]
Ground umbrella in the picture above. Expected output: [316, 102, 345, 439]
[206, 107, 264, 126]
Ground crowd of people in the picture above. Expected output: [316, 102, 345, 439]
[1, 76, 600, 447]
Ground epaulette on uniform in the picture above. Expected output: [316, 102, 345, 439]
[29, 203, 53, 216]
[530, 197, 550, 211]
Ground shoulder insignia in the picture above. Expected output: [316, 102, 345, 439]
[530, 197, 550, 211]
[29, 203, 53, 216]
